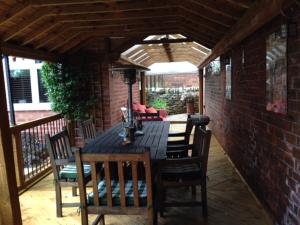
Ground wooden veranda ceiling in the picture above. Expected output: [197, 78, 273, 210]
[121, 34, 211, 67]
[0, 0, 291, 66]
[0, 0, 253, 56]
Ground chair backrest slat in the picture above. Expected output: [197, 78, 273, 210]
[201, 129, 212, 176]
[118, 161, 126, 207]
[75, 151, 152, 210]
[46, 129, 73, 179]
[91, 163, 100, 206]
[104, 161, 113, 207]
[79, 118, 97, 145]
[184, 118, 194, 143]
[131, 161, 139, 207]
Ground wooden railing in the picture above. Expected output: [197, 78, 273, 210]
[10, 114, 67, 192]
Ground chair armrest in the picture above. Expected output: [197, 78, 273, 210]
[71, 146, 80, 153]
[167, 140, 188, 146]
[166, 149, 188, 158]
[167, 144, 192, 151]
[159, 157, 200, 165]
[168, 132, 186, 137]
[55, 158, 75, 166]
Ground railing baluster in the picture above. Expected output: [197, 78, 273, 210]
[10, 114, 67, 192]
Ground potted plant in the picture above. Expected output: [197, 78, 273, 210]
[181, 91, 196, 115]
[41, 61, 95, 144]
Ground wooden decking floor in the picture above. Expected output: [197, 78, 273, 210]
[20, 125, 273, 225]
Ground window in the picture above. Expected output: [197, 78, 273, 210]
[37, 69, 49, 103]
[10, 69, 32, 103]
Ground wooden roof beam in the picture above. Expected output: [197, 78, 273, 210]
[138, 38, 192, 45]
[2, 8, 52, 42]
[180, 4, 232, 28]
[33, 0, 179, 15]
[180, 11, 228, 35]
[1, 43, 61, 62]
[30, 0, 124, 6]
[186, 0, 244, 20]
[199, 0, 294, 68]
[223, 0, 253, 9]
[0, 2, 31, 26]
[57, 28, 179, 53]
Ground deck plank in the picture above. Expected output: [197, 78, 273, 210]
[19, 124, 273, 225]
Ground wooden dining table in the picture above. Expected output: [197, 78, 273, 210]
[82, 121, 170, 160]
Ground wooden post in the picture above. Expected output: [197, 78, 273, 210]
[11, 131, 25, 188]
[0, 52, 22, 225]
[199, 68, 204, 115]
[140, 71, 146, 105]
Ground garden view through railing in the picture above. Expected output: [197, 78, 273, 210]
[10, 114, 67, 191]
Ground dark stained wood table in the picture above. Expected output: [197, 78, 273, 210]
[82, 121, 170, 160]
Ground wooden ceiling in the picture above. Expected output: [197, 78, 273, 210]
[121, 34, 211, 66]
[0, 0, 291, 66]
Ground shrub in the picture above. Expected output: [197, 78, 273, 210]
[41, 62, 95, 120]
[152, 99, 167, 110]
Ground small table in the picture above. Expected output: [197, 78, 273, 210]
[82, 121, 170, 160]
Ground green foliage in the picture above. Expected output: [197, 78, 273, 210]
[41, 62, 95, 120]
[152, 99, 167, 110]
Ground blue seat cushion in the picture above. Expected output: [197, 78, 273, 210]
[87, 180, 147, 206]
[59, 164, 91, 181]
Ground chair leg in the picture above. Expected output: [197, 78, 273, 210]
[201, 181, 208, 217]
[72, 186, 77, 196]
[55, 182, 62, 217]
[81, 207, 89, 225]
[92, 215, 105, 225]
[147, 207, 155, 225]
[100, 215, 105, 225]
[192, 186, 196, 197]
[158, 187, 164, 217]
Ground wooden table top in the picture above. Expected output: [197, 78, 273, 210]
[82, 121, 170, 160]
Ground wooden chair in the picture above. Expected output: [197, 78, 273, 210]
[121, 107, 129, 123]
[166, 117, 194, 158]
[157, 127, 212, 217]
[75, 150, 156, 225]
[46, 129, 92, 217]
[168, 117, 194, 145]
[79, 118, 97, 145]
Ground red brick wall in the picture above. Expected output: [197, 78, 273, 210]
[146, 73, 199, 89]
[83, 60, 139, 131]
[109, 71, 139, 127]
[205, 9, 300, 225]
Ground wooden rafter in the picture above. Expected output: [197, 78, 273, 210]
[33, 0, 179, 15]
[54, 25, 177, 51]
[180, 4, 233, 28]
[34, 25, 72, 49]
[31, 0, 128, 6]
[186, 0, 244, 20]
[21, 17, 58, 45]
[2, 8, 52, 42]
[0, 2, 31, 26]
[138, 38, 192, 45]
[1, 43, 60, 62]
[223, 0, 253, 9]
[180, 11, 228, 34]
[199, 0, 293, 68]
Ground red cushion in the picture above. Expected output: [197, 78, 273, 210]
[159, 109, 168, 118]
[137, 104, 146, 113]
[132, 103, 139, 112]
[145, 107, 157, 114]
